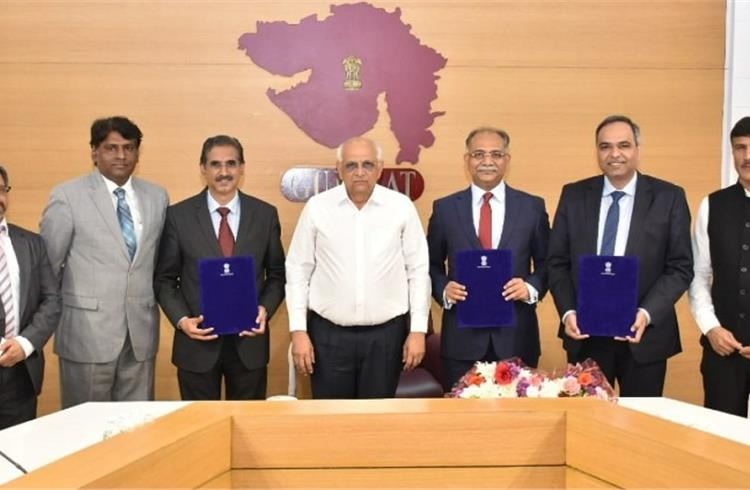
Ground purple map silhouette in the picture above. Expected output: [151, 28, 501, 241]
[238, 3, 447, 164]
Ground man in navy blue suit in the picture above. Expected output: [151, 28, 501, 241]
[427, 127, 550, 391]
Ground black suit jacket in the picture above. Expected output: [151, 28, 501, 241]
[154, 190, 286, 372]
[427, 185, 549, 364]
[1, 225, 61, 395]
[547, 173, 693, 363]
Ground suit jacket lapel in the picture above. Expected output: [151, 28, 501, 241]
[9, 228, 30, 326]
[88, 172, 131, 262]
[454, 188, 481, 249]
[234, 192, 256, 254]
[584, 178, 604, 254]
[625, 173, 653, 256]
[498, 185, 518, 249]
[131, 178, 150, 264]
[196, 189, 223, 257]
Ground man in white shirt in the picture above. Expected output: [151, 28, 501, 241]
[286, 137, 430, 398]
[427, 127, 549, 391]
[0, 165, 60, 429]
[689, 116, 750, 416]
[40, 116, 169, 407]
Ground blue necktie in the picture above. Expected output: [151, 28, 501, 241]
[600, 191, 625, 256]
[114, 188, 137, 261]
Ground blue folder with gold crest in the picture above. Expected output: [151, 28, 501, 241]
[577, 255, 638, 337]
[198, 256, 258, 335]
[455, 249, 515, 328]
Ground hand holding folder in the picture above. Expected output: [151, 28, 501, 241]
[198, 256, 260, 336]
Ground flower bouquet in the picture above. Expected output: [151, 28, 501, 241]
[447, 357, 616, 402]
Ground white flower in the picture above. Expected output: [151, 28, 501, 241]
[525, 385, 541, 398]
[474, 361, 497, 382]
[538, 379, 563, 398]
[459, 382, 502, 399]
[498, 380, 519, 398]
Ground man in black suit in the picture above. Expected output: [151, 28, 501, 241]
[548, 115, 693, 396]
[0, 165, 61, 429]
[427, 127, 550, 392]
[155, 135, 285, 400]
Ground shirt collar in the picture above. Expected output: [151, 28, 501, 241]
[100, 172, 135, 196]
[206, 190, 240, 215]
[0, 218, 7, 235]
[602, 172, 637, 198]
[471, 180, 505, 205]
[335, 183, 383, 208]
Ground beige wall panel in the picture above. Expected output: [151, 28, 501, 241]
[1, 1, 723, 69]
[0, 0, 724, 414]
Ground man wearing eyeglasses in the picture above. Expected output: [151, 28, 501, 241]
[40, 116, 169, 407]
[154, 135, 285, 400]
[0, 166, 60, 429]
[427, 127, 550, 392]
[286, 136, 430, 398]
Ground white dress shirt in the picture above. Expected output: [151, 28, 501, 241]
[563, 173, 650, 325]
[687, 192, 750, 334]
[101, 173, 143, 244]
[286, 184, 431, 333]
[0, 219, 33, 357]
[207, 191, 240, 238]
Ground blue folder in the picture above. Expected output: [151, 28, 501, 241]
[198, 256, 259, 335]
[454, 249, 515, 328]
[577, 255, 638, 337]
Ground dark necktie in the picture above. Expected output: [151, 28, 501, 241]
[0, 225, 17, 339]
[114, 188, 137, 261]
[600, 191, 625, 256]
[217, 207, 235, 257]
[478, 192, 493, 249]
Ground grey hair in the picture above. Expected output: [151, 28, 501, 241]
[465, 126, 510, 150]
[336, 137, 383, 162]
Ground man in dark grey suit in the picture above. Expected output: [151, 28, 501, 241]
[155, 135, 285, 400]
[0, 165, 61, 429]
[40, 116, 169, 408]
[548, 115, 693, 396]
[427, 127, 550, 392]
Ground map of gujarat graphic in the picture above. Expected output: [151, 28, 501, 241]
[238, 3, 447, 164]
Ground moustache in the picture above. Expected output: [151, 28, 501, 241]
[215, 176, 233, 183]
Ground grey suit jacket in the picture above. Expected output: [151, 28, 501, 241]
[40, 171, 169, 363]
[1, 224, 61, 394]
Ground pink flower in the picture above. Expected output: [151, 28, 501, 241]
[529, 373, 544, 388]
[563, 376, 581, 396]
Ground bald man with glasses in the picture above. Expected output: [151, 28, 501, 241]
[286, 137, 431, 399]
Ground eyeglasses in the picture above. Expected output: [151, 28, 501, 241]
[341, 160, 378, 173]
[469, 150, 509, 161]
[205, 160, 243, 170]
[100, 143, 138, 154]
[0, 186, 11, 195]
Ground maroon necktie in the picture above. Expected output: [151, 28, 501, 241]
[217, 207, 235, 257]
[478, 192, 493, 249]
